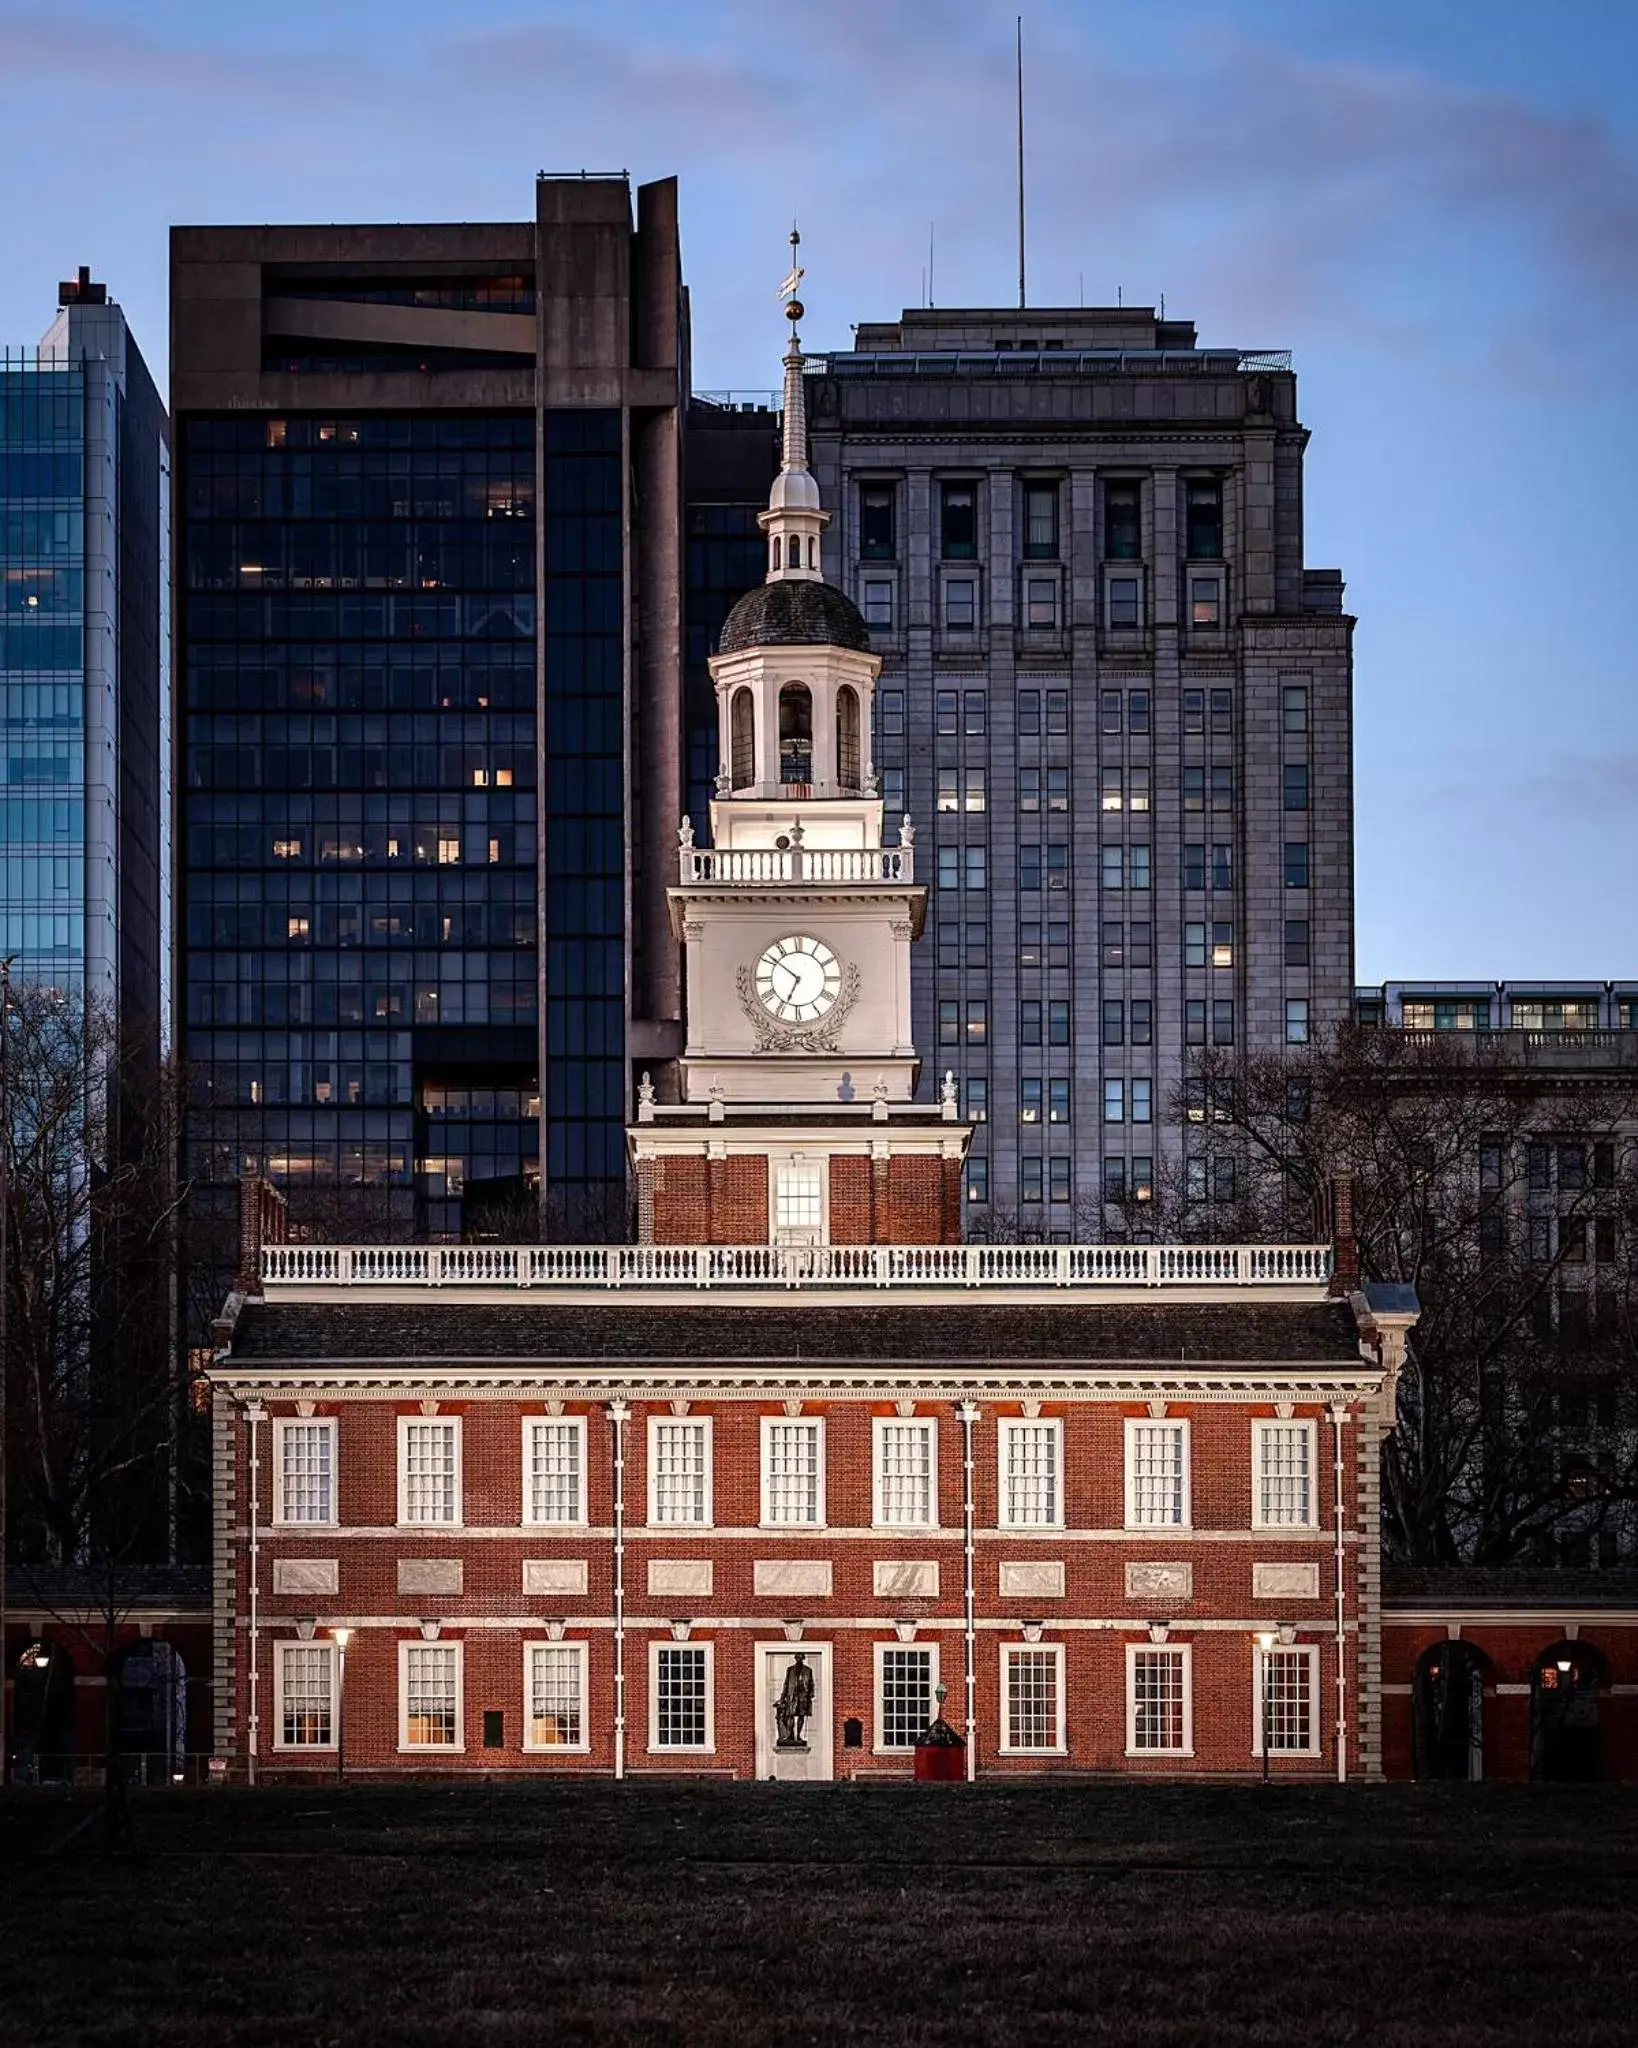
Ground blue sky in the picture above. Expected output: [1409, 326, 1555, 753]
[2, 0, 1634, 982]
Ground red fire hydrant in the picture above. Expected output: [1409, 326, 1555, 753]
[913, 1681, 966, 1782]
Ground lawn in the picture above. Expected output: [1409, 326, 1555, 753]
[2, 1780, 1634, 2045]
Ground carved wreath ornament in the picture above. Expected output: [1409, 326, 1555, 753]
[737, 958, 862, 1052]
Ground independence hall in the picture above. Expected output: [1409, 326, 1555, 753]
[206, 281, 1416, 1784]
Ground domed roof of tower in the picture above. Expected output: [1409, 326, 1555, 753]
[718, 577, 871, 655]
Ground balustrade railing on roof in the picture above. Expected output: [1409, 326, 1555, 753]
[260, 1241, 1332, 1293]
[680, 845, 913, 885]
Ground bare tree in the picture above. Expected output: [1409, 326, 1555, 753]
[1170, 1024, 1638, 1565]
[2, 982, 193, 1832]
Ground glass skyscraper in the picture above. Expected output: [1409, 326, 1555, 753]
[0, 270, 167, 1039]
[173, 178, 686, 1252]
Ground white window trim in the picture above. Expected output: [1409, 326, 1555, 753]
[647, 1639, 716, 1755]
[999, 1642, 1067, 1755]
[997, 1416, 1064, 1531]
[646, 1414, 715, 1529]
[396, 1413, 463, 1529]
[872, 1415, 939, 1530]
[272, 1638, 337, 1750]
[397, 1637, 464, 1753]
[768, 1154, 830, 1245]
[521, 1639, 590, 1754]
[272, 1416, 338, 1528]
[1123, 1416, 1192, 1531]
[521, 1413, 588, 1528]
[1251, 1418, 1318, 1532]
[1125, 1640, 1194, 1759]
[873, 1639, 941, 1755]
[1253, 1642, 1321, 1758]
[759, 1414, 827, 1530]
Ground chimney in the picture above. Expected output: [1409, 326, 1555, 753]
[236, 1173, 289, 1294]
[1327, 1170, 1359, 1297]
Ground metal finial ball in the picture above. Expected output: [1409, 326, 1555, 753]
[786, 299, 804, 323]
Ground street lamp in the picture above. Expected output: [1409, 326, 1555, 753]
[1256, 1629, 1278, 1784]
[331, 1627, 352, 1784]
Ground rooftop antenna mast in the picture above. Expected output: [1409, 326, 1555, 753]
[1016, 15, 1027, 310]
[929, 221, 936, 310]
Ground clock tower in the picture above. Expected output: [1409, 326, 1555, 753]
[629, 240, 969, 1246]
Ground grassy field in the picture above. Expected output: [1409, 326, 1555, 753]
[2, 1780, 1635, 2045]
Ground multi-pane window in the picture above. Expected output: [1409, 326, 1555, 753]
[1000, 1419, 1062, 1528]
[1048, 1078, 1071, 1125]
[399, 1418, 461, 1526]
[878, 1645, 937, 1750]
[1046, 766, 1069, 812]
[1101, 768, 1123, 812]
[1025, 577, 1058, 629]
[1001, 1646, 1064, 1753]
[1185, 478, 1222, 558]
[1128, 1646, 1192, 1755]
[940, 482, 977, 559]
[1104, 479, 1141, 559]
[875, 1418, 937, 1527]
[1183, 689, 1205, 735]
[1131, 1000, 1152, 1045]
[276, 1642, 335, 1748]
[1125, 1419, 1190, 1527]
[1129, 767, 1151, 812]
[1285, 919, 1310, 968]
[1210, 688, 1233, 735]
[1131, 1078, 1152, 1125]
[1104, 1079, 1125, 1123]
[1183, 766, 1204, 813]
[1212, 922, 1234, 969]
[1255, 1645, 1318, 1756]
[1213, 1000, 1236, 1047]
[1105, 574, 1141, 629]
[650, 1418, 712, 1526]
[1283, 763, 1309, 811]
[879, 689, 905, 738]
[859, 484, 895, 559]
[1022, 1156, 1044, 1203]
[1211, 843, 1232, 892]
[862, 580, 893, 628]
[944, 579, 977, 630]
[1045, 690, 1069, 735]
[1284, 842, 1310, 889]
[1183, 843, 1205, 891]
[1049, 1156, 1072, 1204]
[1103, 1157, 1127, 1202]
[1286, 999, 1310, 1045]
[523, 1417, 585, 1525]
[525, 1642, 587, 1750]
[1021, 1000, 1042, 1046]
[1129, 690, 1151, 734]
[1019, 766, 1040, 813]
[1185, 1000, 1206, 1046]
[1048, 998, 1070, 1044]
[965, 1077, 988, 1123]
[1023, 482, 1059, 557]
[776, 1165, 824, 1233]
[1255, 1420, 1316, 1528]
[652, 1643, 712, 1750]
[1017, 690, 1041, 737]
[966, 1000, 988, 1044]
[964, 694, 987, 737]
[277, 1419, 336, 1524]
[401, 1643, 461, 1749]
[1103, 999, 1124, 1046]
[1101, 690, 1123, 736]
[1102, 920, 1124, 968]
[1282, 683, 1309, 732]
[1021, 1077, 1042, 1124]
[1132, 1155, 1154, 1201]
[965, 846, 987, 890]
[762, 1418, 825, 1527]
[967, 1156, 989, 1204]
[1211, 765, 1233, 810]
[1190, 576, 1222, 626]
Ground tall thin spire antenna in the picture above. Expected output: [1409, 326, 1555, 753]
[929, 221, 936, 310]
[1016, 16, 1027, 310]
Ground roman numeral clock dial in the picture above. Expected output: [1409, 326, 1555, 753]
[754, 935, 843, 1025]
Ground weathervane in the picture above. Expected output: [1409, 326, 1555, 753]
[778, 226, 805, 340]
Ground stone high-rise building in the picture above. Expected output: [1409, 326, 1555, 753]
[800, 305, 1354, 1231]
[171, 176, 686, 1250]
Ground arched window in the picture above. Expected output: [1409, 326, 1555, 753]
[808, 536, 817, 569]
[1531, 1639, 1608, 1782]
[788, 535, 803, 569]
[779, 683, 813, 787]
[836, 685, 861, 791]
[1412, 1639, 1489, 1781]
[730, 689, 756, 790]
[769, 538, 780, 573]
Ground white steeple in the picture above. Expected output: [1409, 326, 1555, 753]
[759, 228, 827, 584]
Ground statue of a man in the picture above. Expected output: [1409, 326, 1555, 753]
[773, 1651, 815, 1749]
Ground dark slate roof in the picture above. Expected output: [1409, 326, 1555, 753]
[718, 579, 871, 655]
[229, 1299, 1361, 1367]
[4, 1563, 210, 1612]
[1384, 1566, 1638, 1609]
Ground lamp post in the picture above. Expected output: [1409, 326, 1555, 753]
[1256, 1629, 1277, 1784]
[331, 1627, 352, 1784]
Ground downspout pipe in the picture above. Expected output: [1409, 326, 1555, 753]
[608, 1401, 628, 1782]
[244, 1402, 265, 1787]
[958, 1401, 979, 1781]
[1331, 1403, 1349, 1784]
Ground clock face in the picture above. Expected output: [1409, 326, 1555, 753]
[754, 934, 843, 1025]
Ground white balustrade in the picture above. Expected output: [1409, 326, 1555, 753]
[680, 846, 913, 886]
[261, 1240, 1331, 1293]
